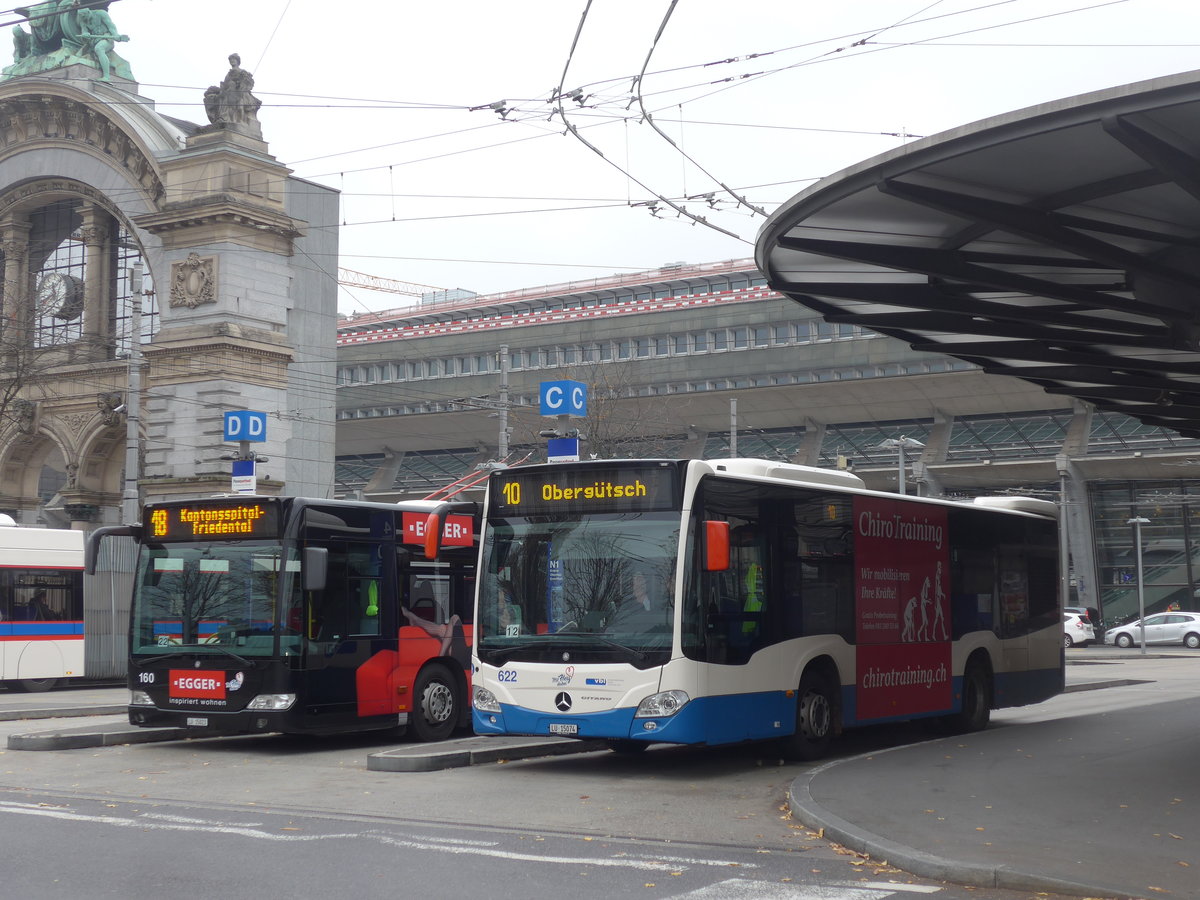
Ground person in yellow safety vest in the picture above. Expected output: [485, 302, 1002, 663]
[731, 524, 764, 635]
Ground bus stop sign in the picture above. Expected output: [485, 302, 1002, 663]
[539, 380, 587, 417]
[224, 410, 268, 443]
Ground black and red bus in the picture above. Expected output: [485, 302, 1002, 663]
[87, 496, 477, 739]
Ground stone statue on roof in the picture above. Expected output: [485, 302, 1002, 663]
[202, 53, 264, 140]
[2, 1, 134, 83]
[76, 3, 127, 82]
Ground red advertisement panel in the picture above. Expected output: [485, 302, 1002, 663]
[857, 642, 952, 719]
[854, 497, 952, 719]
[168, 669, 227, 700]
[401, 512, 474, 547]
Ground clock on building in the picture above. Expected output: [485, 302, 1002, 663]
[35, 272, 83, 320]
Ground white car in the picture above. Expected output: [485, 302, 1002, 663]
[1063, 612, 1095, 648]
[1104, 612, 1200, 649]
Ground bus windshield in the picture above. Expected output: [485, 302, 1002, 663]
[478, 512, 679, 667]
[131, 541, 298, 658]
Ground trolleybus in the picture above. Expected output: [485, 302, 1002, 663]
[0, 519, 85, 692]
[87, 495, 477, 738]
[467, 458, 1062, 758]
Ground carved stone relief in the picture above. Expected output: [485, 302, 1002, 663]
[169, 252, 217, 309]
[96, 391, 124, 426]
[12, 398, 37, 434]
[0, 96, 163, 201]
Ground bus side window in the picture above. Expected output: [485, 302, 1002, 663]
[451, 572, 475, 625]
[348, 545, 382, 636]
[310, 545, 347, 641]
[409, 580, 438, 622]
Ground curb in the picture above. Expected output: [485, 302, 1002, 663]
[7, 726, 189, 751]
[787, 753, 1140, 900]
[0, 705, 126, 722]
[368, 735, 608, 772]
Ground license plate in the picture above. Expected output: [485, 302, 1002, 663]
[186, 717, 208, 727]
[549, 723, 578, 736]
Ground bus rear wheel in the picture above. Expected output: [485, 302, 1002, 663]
[942, 659, 991, 734]
[410, 665, 459, 743]
[782, 669, 835, 761]
[13, 678, 57, 693]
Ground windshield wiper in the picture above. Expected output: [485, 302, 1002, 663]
[580, 634, 648, 664]
[133, 644, 252, 668]
[484, 642, 545, 663]
[485, 635, 646, 665]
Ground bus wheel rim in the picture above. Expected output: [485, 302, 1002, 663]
[422, 682, 454, 722]
[801, 690, 830, 739]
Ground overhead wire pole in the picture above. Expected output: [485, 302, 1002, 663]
[122, 265, 147, 525]
[498, 344, 510, 459]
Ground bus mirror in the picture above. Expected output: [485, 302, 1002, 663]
[303, 546, 328, 592]
[413, 500, 475, 561]
[84, 525, 138, 574]
[703, 520, 731, 572]
[424, 511, 442, 560]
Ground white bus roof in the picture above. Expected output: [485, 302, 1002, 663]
[705, 458, 867, 490]
[971, 496, 1059, 519]
[0, 525, 85, 557]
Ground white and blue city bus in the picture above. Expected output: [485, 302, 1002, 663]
[467, 458, 1062, 758]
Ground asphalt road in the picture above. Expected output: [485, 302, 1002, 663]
[2, 648, 1196, 900]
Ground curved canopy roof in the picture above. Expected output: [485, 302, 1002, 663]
[756, 69, 1200, 438]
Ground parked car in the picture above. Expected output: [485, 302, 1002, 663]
[1065, 605, 1103, 641]
[1063, 611, 1095, 648]
[1065, 605, 1099, 626]
[1103, 612, 1200, 649]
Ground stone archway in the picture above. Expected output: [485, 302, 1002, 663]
[0, 393, 128, 527]
[0, 427, 65, 523]
[0, 174, 155, 525]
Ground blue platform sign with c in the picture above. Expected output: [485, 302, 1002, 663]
[539, 380, 587, 417]
[223, 410, 268, 443]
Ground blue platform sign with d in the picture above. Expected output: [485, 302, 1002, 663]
[224, 410, 268, 443]
[539, 380, 587, 417]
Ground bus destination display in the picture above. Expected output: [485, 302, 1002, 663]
[147, 501, 280, 541]
[491, 465, 678, 516]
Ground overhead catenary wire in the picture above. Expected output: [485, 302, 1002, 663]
[630, 0, 767, 219]
[551, 2, 745, 242]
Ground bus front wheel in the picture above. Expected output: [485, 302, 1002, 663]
[782, 669, 835, 761]
[410, 665, 459, 743]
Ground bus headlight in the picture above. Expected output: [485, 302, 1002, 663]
[129, 690, 154, 707]
[473, 686, 501, 713]
[246, 693, 296, 711]
[635, 690, 690, 718]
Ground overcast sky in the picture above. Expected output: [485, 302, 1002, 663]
[97, 1, 1200, 312]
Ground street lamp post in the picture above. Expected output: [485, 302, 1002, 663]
[877, 436, 924, 495]
[1127, 516, 1150, 656]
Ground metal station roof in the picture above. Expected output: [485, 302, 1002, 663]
[756, 69, 1200, 438]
